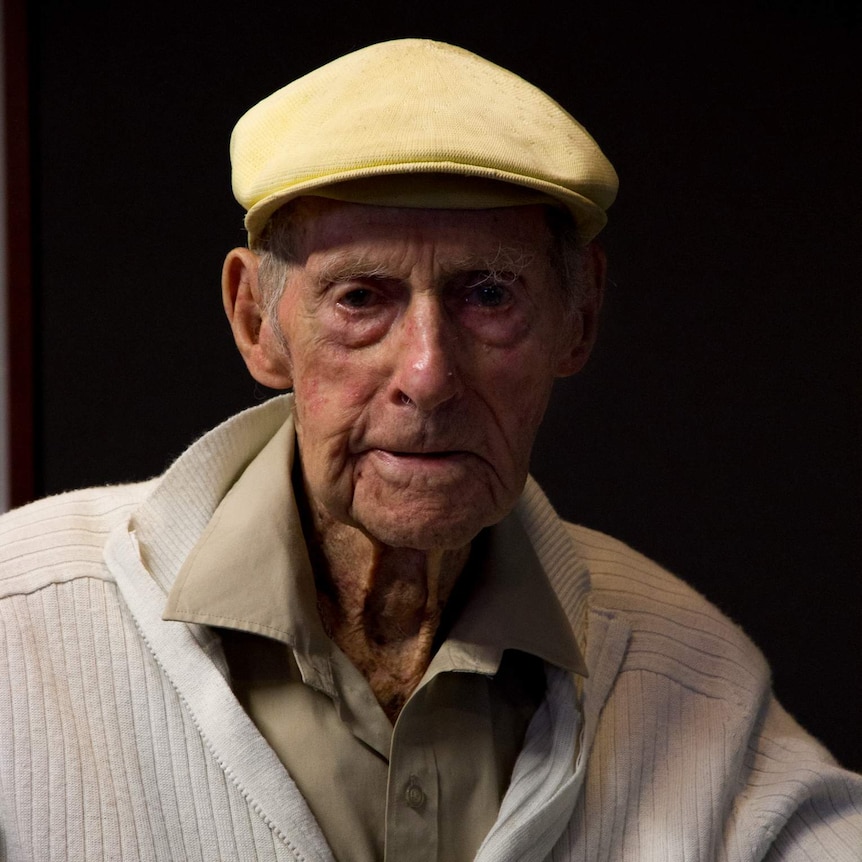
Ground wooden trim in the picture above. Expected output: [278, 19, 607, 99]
[3, 0, 35, 507]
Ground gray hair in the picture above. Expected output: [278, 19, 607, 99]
[254, 203, 305, 327]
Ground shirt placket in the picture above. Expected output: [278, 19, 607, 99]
[385, 688, 439, 862]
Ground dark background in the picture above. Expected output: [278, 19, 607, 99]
[26, 1, 860, 769]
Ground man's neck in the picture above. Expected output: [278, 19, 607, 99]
[308, 512, 471, 723]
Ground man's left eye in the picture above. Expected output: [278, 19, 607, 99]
[464, 280, 512, 308]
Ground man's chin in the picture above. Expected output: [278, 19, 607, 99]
[354, 507, 493, 552]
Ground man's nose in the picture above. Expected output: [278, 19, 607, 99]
[391, 299, 462, 412]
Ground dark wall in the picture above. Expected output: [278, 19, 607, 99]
[30, 1, 860, 769]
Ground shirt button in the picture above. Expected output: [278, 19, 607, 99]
[404, 776, 426, 810]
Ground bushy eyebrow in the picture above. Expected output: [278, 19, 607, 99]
[450, 244, 535, 278]
[315, 244, 535, 286]
[315, 253, 392, 285]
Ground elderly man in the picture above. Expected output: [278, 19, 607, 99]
[1, 38, 860, 862]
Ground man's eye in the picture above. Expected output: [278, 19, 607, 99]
[465, 281, 511, 308]
[338, 288, 376, 309]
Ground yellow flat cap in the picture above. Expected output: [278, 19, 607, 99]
[231, 39, 618, 246]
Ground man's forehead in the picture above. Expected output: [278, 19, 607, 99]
[309, 245, 540, 286]
[292, 197, 554, 243]
[287, 198, 554, 273]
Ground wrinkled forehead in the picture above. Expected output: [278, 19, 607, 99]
[268, 197, 558, 273]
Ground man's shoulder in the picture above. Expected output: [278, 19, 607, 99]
[564, 521, 770, 698]
[565, 521, 739, 624]
[0, 481, 156, 600]
[517, 482, 765, 684]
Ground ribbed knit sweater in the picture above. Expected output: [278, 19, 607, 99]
[1, 396, 860, 861]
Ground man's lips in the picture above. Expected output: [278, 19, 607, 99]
[357, 441, 474, 457]
[383, 449, 465, 458]
[365, 447, 472, 461]
[359, 447, 477, 475]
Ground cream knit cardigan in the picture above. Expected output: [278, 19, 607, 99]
[1, 396, 860, 861]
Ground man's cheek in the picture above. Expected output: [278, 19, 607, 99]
[297, 361, 360, 413]
[486, 352, 555, 414]
[295, 377, 329, 416]
[491, 376, 554, 460]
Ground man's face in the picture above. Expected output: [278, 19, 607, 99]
[264, 200, 587, 551]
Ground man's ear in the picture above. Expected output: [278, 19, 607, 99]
[555, 241, 606, 378]
[221, 247, 294, 389]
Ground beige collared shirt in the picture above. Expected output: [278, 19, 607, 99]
[164, 418, 585, 862]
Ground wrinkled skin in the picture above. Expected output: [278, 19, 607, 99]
[227, 199, 599, 550]
[223, 198, 603, 716]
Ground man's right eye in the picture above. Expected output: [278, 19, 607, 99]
[338, 287, 376, 309]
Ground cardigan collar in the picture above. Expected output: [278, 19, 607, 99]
[127, 393, 597, 668]
[107, 395, 628, 861]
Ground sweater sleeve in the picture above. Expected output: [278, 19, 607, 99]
[559, 519, 862, 861]
[730, 697, 862, 861]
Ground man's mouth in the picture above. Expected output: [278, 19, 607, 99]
[362, 448, 475, 477]
[387, 450, 462, 458]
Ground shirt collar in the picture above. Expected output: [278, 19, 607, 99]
[163, 415, 585, 677]
[429, 511, 586, 678]
[163, 415, 330, 656]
